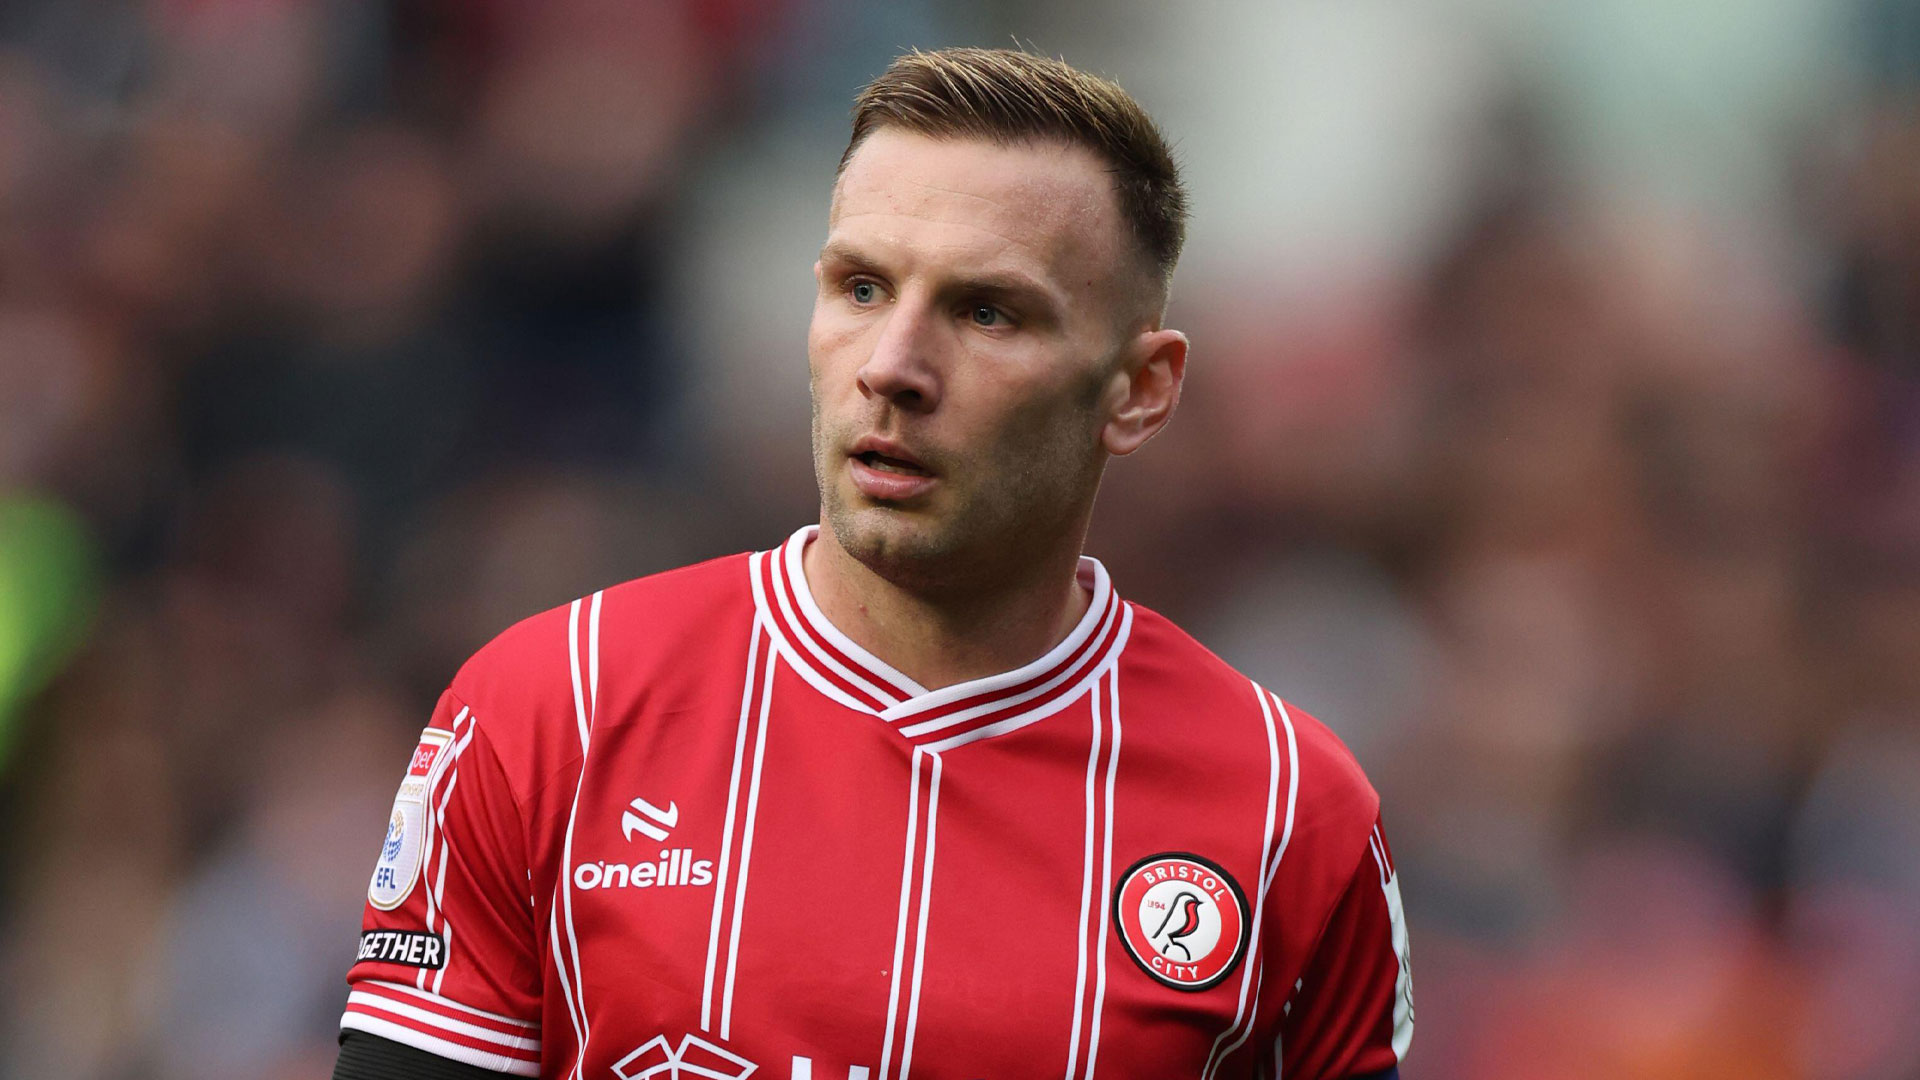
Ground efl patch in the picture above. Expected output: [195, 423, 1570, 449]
[368, 727, 453, 910]
[1114, 852, 1250, 991]
[358, 929, 446, 969]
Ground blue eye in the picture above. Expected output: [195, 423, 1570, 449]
[970, 305, 1005, 327]
[850, 281, 878, 304]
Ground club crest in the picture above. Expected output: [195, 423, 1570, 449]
[1113, 852, 1249, 991]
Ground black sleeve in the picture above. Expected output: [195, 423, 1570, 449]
[333, 1031, 519, 1080]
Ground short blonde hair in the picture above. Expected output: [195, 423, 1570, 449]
[842, 48, 1188, 286]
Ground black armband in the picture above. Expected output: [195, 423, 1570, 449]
[334, 1031, 520, 1080]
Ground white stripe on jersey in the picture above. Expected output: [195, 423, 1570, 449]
[556, 591, 604, 1078]
[774, 532, 908, 708]
[560, 597, 589, 1077]
[588, 589, 602, 712]
[358, 978, 539, 1028]
[550, 908, 585, 1064]
[779, 530, 925, 700]
[1367, 836, 1414, 1061]
[424, 761, 459, 993]
[1264, 693, 1301, 901]
[417, 707, 468, 991]
[569, 598, 589, 752]
[360, 980, 537, 1022]
[879, 547, 1113, 722]
[917, 605, 1134, 754]
[341, 1014, 541, 1077]
[1062, 671, 1107, 1080]
[433, 918, 454, 998]
[897, 751, 943, 1080]
[879, 753, 917, 1076]
[1202, 684, 1284, 1078]
[1204, 688, 1300, 1080]
[721, 651, 778, 1040]
[879, 748, 945, 1080]
[343, 979, 539, 1076]
[704, 618, 767, 1033]
[897, 598, 1120, 738]
[752, 551, 884, 714]
[1081, 665, 1123, 1080]
[879, 749, 925, 1080]
[346, 990, 538, 1049]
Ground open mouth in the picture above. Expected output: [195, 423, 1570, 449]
[854, 450, 931, 477]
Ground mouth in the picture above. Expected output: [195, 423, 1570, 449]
[852, 449, 932, 477]
[848, 436, 934, 476]
[846, 437, 938, 501]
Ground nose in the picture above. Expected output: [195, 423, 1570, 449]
[856, 298, 941, 413]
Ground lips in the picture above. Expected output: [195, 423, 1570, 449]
[849, 437, 933, 477]
[847, 436, 938, 501]
[855, 450, 929, 476]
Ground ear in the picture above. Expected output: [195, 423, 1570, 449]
[1100, 328, 1188, 457]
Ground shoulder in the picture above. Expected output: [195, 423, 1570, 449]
[1120, 600, 1381, 848]
[445, 552, 755, 770]
[450, 551, 752, 703]
[1272, 699, 1383, 879]
[1116, 599, 1385, 943]
[1120, 602, 1263, 701]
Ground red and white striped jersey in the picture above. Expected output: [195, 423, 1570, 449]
[341, 526, 1413, 1079]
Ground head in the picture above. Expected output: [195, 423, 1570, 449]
[809, 48, 1190, 594]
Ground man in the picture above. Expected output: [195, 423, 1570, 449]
[335, 48, 1412, 1080]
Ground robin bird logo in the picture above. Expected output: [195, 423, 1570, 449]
[1149, 890, 1205, 962]
[1116, 853, 1249, 991]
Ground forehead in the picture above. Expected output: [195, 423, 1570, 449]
[828, 129, 1130, 292]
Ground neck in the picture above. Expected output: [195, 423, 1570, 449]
[802, 521, 1093, 692]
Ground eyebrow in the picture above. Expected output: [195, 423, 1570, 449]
[816, 240, 878, 273]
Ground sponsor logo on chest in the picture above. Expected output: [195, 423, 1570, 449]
[573, 792, 716, 893]
[573, 848, 715, 891]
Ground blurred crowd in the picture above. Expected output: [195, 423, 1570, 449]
[2, 1, 1918, 1078]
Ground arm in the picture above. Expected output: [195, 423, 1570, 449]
[335, 1031, 518, 1080]
[1275, 815, 1414, 1079]
[335, 690, 544, 1076]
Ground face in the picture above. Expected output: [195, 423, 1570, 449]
[809, 129, 1151, 590]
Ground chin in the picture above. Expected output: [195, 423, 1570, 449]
[834, 504, 950, 560]
[825, 501, 969, 589]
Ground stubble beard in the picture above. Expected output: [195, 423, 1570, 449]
[811, 393, 1107, 600]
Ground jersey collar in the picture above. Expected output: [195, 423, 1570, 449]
[748, 525, 1132, 750]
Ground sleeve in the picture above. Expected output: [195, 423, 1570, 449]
[334, 1031, 519, 1080]
[1275, 814, 1414, 1079]
[339, 689, 544, 1076]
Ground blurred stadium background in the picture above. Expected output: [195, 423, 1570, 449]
[3, 0, 1919, 1077]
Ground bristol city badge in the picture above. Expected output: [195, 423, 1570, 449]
[1114, 852, 1250, 991]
